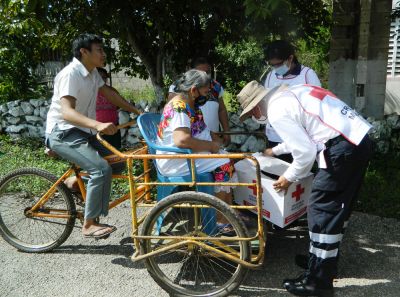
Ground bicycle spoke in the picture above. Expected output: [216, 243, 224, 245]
[142, 192, 249, 296]
[0, 169, 75, 252]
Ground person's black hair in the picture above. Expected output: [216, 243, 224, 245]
[191, 57, 210, 68]
[97, 67, 108, 76]
[263, 40, 298, 64]
[72, 33, 103, 60]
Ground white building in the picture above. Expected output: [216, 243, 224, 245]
[385, 0, 400, 115]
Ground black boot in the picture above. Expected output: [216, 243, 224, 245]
[282, 271, 309, 288]
[294, 254, 338, 279]
[283, 274, 334, 297]
[295, 254, 309, 270]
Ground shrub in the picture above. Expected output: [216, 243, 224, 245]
[356, 152, 400, 219]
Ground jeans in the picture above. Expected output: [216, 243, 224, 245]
[47, 126, 124, 219]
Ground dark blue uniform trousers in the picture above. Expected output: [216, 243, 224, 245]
[307, 135, 372, 286]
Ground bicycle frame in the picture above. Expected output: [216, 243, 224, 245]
[26, 120, 266, 270]
[97, 126, 266, 270]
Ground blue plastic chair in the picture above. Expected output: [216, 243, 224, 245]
[137, 113, 216, 234]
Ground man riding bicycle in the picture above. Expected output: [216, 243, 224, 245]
[45, 33, 140, 239]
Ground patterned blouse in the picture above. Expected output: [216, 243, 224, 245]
[156, 98, 234, 183]
[157, 99, 207, 140]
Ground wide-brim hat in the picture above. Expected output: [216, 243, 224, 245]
[237, 81, 287, 121]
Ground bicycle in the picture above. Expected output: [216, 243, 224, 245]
[0, 118, 266, 297]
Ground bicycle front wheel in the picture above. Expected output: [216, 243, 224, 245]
[0, 168, 76, 252]
[141, 191, 250, 297]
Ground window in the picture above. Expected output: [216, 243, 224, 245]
[388, 7, 400, 77]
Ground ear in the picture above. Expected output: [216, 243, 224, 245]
[80, 48, 87, 57]
[189, 86, 197, 96]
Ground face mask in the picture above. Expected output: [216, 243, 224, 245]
[251, 115, 268, 125]
[195, 95, 207, 106]
[274, 62, 289, 76]
[250, 99, 269, 124]
[192, 87, 208, 106]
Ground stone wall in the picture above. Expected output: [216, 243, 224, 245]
[1, 99, 400, 154]
[0, 99, 144, 148]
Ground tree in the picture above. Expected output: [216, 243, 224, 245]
[0, 0, 47, 103]
[28, 0, 267, 104]
[214, 0, 332, 94]
[1, 0, 332, 105]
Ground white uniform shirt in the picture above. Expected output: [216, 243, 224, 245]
[46, 58, 105, 134]
[263, 65, 321, 142]
[168, 83, 224, 132]
[269, 85, 372, 182]
[264, 65, 321, 89]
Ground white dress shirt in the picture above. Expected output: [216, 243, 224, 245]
[46, 58, 105, 134]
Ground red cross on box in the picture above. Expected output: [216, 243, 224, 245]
[291, 184, 304, 202]
[248, 180, 263, 195]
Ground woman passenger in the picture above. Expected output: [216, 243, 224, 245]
[156, 69, 237, 233]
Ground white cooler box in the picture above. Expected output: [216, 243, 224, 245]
[233, 153, 313, 228]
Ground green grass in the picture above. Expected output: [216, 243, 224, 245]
[118, 85, 156, 103]
[356, 153, 400, 219]
[0, 134, 152, 200]
[0, 134, 69, 178]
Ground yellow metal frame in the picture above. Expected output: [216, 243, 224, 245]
[26, 121, 266, 269]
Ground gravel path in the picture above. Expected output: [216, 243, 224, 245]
[1, 206, 399, 297]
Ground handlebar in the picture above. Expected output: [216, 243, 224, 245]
[96, 120, 137, 157]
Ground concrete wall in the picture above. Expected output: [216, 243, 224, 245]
[35, 62, 152, 94]
[329, 0, 392, 119]
[107, 66, 152, 91]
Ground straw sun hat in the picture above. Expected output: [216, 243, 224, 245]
[237, 80, 287, 121]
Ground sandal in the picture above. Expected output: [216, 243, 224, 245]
[216, 223, 236, 237]
[83, 225, 116, 239]
[93, 217, 115, 228]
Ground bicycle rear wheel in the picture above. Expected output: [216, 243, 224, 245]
[140, 191, 250, 297]
[0, 168, 76, 252]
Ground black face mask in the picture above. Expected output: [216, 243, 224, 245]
[193, 87, 208, 107]
[195, 95, 207, 106]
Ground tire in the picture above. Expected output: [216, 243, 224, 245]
[140, 191, 250, 297]
[0, 168, 76, 253]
